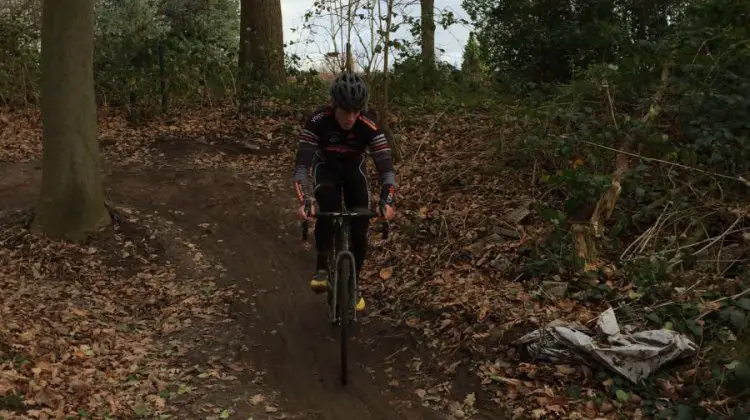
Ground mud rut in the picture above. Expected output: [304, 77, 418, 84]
[0, 160, 447, 420]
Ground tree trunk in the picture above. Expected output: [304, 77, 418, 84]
[420, 0, 436, 91]
[377, 0, 401, 162]
[32, 0, 110, 241]
[238, 0, 285, 103]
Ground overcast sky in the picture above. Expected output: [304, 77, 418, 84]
[280, 0, 472, 70]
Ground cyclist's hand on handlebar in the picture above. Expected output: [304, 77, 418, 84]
[378, 203, 395, 221]
[297, 200, 316, 221]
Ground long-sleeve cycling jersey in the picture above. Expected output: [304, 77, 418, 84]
[293, 105, 396, 206]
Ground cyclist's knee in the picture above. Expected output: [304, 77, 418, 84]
[350, 223, 368, 247]
[314, 218, 334, 233]
[314, 219, 334, 244]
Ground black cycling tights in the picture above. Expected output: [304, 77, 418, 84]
[313, 160, 370, 275]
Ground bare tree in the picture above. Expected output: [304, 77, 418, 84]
[299, 0, 416, 77]
[373, 0, 401, 162]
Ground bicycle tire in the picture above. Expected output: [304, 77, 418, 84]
[337, 254, 351, 385]
[327, 222, 341, 325]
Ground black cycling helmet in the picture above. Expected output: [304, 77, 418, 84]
[331, 71, 368, 111]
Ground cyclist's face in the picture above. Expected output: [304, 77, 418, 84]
[335, 107, 360, 130]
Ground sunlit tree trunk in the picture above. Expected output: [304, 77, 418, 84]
[32, 0, 110, 241]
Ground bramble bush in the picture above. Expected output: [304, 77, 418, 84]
[464, 0, 750, 412]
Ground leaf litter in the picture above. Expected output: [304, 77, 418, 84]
[358, 107, 718, 418]
[0, 104, 637, 418]
[0, 205, 282, 419]
[1, 102, 739, 418]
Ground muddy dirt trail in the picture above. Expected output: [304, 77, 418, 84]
[0, 160, 446, 420]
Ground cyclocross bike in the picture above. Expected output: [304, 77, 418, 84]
[301, 202, 389, 385]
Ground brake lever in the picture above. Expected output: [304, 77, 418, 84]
[377, 201, 390, 240]
[381, 220, 389, 240]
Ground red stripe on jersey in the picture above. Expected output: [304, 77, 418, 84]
[358, 115, 378, 131]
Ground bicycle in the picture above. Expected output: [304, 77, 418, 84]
[300, 201, 389, 385]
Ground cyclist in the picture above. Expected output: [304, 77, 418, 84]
[293, 71, 396, 312]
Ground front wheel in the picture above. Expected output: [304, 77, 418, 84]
[337, 255, 351, 385]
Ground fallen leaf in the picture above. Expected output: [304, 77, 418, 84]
[249, 394, 264, 405]
[264, 405, 278, 413]
[71, 307, 88, 316]
[133, 404, 149, 416]
[615, 389, 629, 402]
[379, 267, 394, 280]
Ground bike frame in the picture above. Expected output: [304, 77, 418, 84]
[326, 209, 368, 323]
[301, 198, 389, 385]
[301, 204, 388, 324]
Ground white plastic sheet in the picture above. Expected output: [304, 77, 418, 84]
[513, 307, 698, 383]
